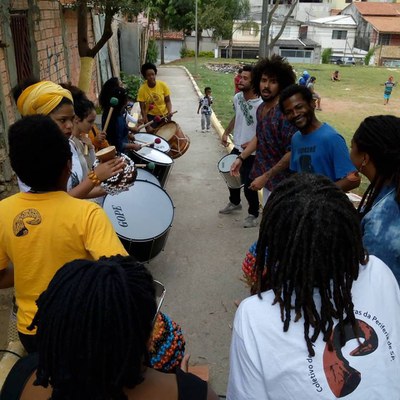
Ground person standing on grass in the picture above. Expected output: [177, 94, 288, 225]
[220, 65, 263, 228]
[230, 55, 297, 205]
[197, 86, 213, 132]
[383, 75, 396, 105]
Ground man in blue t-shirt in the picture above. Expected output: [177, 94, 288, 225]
[279, 85, 360, 192]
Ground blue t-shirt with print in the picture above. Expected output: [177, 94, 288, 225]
[290, 123, 355, 181]
[362, 185, 400, 285]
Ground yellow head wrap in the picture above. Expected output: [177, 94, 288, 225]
[17, 81, 74, 116]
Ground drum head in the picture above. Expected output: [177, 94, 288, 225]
[134, 147, 173, 166]
[136, 169, 161, 186]
[156, 122, 176, 141]
[103, 181, 174, 241]
[218, 154, 238, 173]
[134, 133, 170, 153]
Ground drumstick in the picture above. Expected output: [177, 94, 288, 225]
[136, 138, 162, 148]
[136, 117, 161, 131]
[135, 162, 156, 170]
[83, 134, 89, 155]
[103, 97, 119, 133]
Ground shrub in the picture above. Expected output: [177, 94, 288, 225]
[321, 48, 332, 64]
[120, 72, 143, 102]
[180, 48, 195, 58]
[146, 39, 158, 64]
[364, 47, 375, 66]
[199, 51, 214, 58]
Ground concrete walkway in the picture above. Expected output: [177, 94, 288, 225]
[148, 66, 259, 395]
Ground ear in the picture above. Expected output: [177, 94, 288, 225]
[74, 115, 81, 124]
[362, 153, 370, 166]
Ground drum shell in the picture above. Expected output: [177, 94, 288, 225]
[130, 147, 173, 188]
[217, 154, 244, 189]
[156, 121, 190, 159]
[103, 181, 174, 262]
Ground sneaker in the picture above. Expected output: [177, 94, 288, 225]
[219, 202, 242, 214]
[201, 129, 205, 133]
[206, 128, 211, 132]
[243, 215, 258, 228]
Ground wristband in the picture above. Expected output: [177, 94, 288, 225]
[237, 154, 245, 162]
[88, 171, 101, 186]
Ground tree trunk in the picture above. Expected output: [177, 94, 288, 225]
[76, 0, 113, 92]
[160, 18, 165, 65]
[259, 0, 268, 58]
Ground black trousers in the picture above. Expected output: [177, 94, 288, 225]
[228, 148, 259, 218]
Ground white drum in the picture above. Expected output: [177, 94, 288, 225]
[217, 154, 243, 189]
[103, 181, 174, 262]
[130, 147, 173, 188]
[134, 133, 170, 153]
[136, 168, 161, 187]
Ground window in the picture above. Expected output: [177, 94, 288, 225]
[332, 30, 347, 40]
[242, 27, 256, 36]
[379, 34, 391, 45]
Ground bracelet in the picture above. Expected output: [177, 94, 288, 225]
[88, 171, 101, 186]
[237, 154, 245, 162]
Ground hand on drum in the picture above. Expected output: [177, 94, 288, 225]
[94, 157, 125, 182]
[146, 125, 155, 134]
[230, 158, 242, 177]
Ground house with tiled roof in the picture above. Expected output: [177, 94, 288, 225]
[341, 2, 400, 65]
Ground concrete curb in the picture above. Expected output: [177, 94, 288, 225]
[174, 66, 234, 153]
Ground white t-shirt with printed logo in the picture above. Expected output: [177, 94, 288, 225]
[227, 256, 400, 400]
[232, 92, 263, 153]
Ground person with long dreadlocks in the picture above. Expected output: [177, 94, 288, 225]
[0, 115, 128, 353]
[350, 115, 400, 284]
[0, 256, 218, 400]
[227, 173, 400, 399]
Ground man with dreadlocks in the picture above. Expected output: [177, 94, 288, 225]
[227, 173, 400, 399]
[350, 115, 400, 284]
[279, 84, 359, 192]
[1, 256, 218, 400]
[230, 55, 297, 205]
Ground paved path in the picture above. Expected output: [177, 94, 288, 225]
[148, 66, 259, 395]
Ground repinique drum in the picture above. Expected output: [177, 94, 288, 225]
[103, 181, 174, 262]
[134, 133, 170, 153]
[136, 168, 161, 187]
[156, 121, 190, 159]
[217, 154, 243, 189]
[130, 147, 173, 188]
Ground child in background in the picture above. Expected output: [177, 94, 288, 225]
[383, 76, 396, 105]
[331, 70, 340, 81]
[197, 87, 213, 132]
[307, 76, 322, 111]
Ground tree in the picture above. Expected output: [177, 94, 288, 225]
[259, 0, 298, 58]
[76, 0, 148, 93]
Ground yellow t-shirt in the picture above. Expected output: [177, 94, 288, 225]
[137, 80, 171, 116]
[0, 191, 128, 334]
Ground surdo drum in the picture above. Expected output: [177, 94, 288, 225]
[130, 147, 173, 188]
[136, 168, 161, 187]
[103, 181, 174, 262]
[217, 154, 244, 189]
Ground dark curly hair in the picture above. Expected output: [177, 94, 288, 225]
[140, 62, 157, 78]
[252, 55, 296, 97]
[279, 84, 314, 112]
[353, 115, 400, 217]
[30, 255, 157, 400]
[8, 115, 71, 191]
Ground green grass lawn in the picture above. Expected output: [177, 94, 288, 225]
[170, 57, 400, 194]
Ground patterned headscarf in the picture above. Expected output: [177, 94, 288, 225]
[17, 81, 73, 116]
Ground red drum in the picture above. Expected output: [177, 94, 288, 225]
[103, 181, 174, 262]
[156, 121, 190, 159]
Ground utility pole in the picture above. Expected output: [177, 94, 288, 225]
[195, 0, 198, 75]
[259, 0, 268, 58]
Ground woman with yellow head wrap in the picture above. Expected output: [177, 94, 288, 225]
[12, 80, 125, 200]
